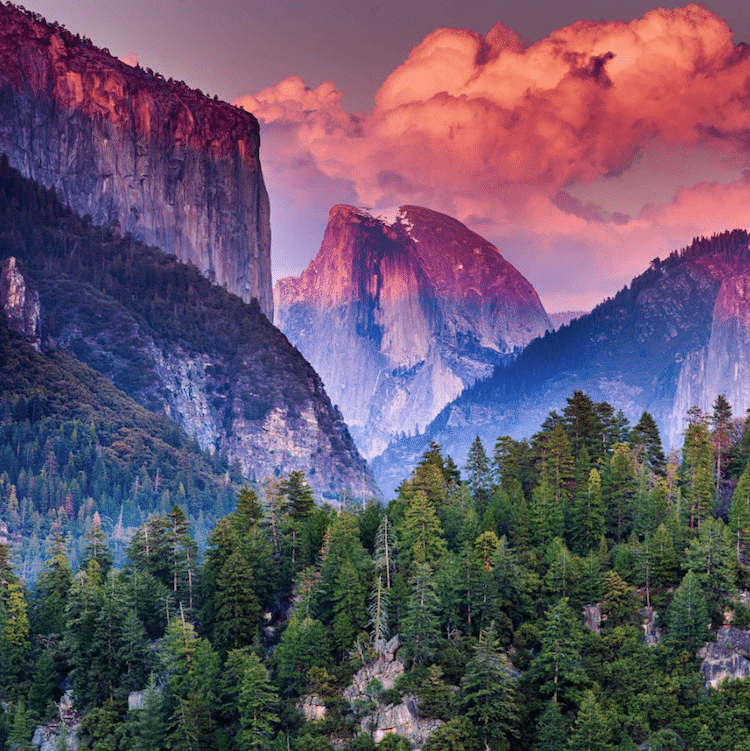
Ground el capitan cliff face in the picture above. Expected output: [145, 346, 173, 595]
[0, 4, 272, 317]
[275, 204, 550, 457]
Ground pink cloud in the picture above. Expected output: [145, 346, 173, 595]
[236, 4, 750, 312]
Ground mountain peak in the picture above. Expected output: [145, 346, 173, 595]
[275, 203, 550, 457]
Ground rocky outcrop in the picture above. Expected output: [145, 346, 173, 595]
[342, 637, 441, 747]
[698, 627, 750, 689]
[0, 256, 39, 348]
[0, 4, 272, 317]
[37, 268, 378, 502]
[275, 204, 550, 458]
[31, 689, 80, 751]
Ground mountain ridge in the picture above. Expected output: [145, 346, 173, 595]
[372, 229, 750, 494]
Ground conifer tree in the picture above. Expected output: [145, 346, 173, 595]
[629, 411, 666, 474]
[603, 444, 636, 543]
[570, 468, 606, 555]
[729, 462, 750, 562]
[459, 621, 518, 749]
[466, 435, 492, 511]
[237, 652, 279, 751]
[666, 570, 709, 648]
[531, 478, 564, 548]
[133, 673, 168, 751]
[402, 563, 441, 668]
[399, 490, 447, 568]
[529, 598, 588, 707]
[567, 690, 612, 751]
[32, 534, 72, 635]
[682, 408, 715, 529]
[712, 394, 734, 496]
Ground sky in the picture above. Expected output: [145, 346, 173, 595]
[20, 1, 750, 313]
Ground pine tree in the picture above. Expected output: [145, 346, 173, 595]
[533, 699, 568, 751]
[603, 443, 637, 543]
[465, 435, 492, 511]
[712, 395, 734, 496]
[374, 514, 397, 589]
[570, 468, 606, 555]
[629, 411, 666, 474]
[729, 462, 750, 562]
[368, 574, 390, 653]
[530, 598, 588, 707]
[236, 652, 279, 751]
[685, 517, 736, 623]
[682, 408, 715, 529]
[567, 690, 612, 751]
[133, 673, 168, 751]
[32, 534, 72, 635]
[399, 490, 446, 568]
[459, 621, 518, 749]
[531, 478, 564, 548]
[666, 570, 709, 648]
[401, 563, 441, 668]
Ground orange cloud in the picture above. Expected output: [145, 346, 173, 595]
[237, 4, 750, 312]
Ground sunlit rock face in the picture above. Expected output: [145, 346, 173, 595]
[0, 4, 272, 317]
[669, 274, 750, 446]
[275, 204, 550, 457]
[0, 257, 39, 348]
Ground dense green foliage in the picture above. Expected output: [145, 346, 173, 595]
[1, 390, 750, 750]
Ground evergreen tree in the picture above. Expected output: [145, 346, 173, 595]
[529, 598, 588, 707]
[666, 570, 709, 648]
[729, 462, 750, 563]
[531, 478, 564, 549]
[237, 652, 279, 751]
[682, 408, 715, 529]
[570, 468, 606, 555]
[273, 616, 332, 697]
[133, 673, 168, 751]
[685, 517, 736, 623]
[562, 391, 603, 461]
[629, 412, 666, 474]
[712, 395, 734, 497]
[603, 444, 637, 543]
[398, 490, 447, 568]
[459, 622, 518, 749]
[374, 514, 397, 589]
[465, 435, 492, 511]
[567, 690, 612, 751]
[32, 534, 72, 635]
[401, 563, 441, 668]
[533, 699, 568, 751]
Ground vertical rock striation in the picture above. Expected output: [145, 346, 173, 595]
[275, 204, 550, 457]
[670, 274, 750, 444]
[0, 4, 272, 317]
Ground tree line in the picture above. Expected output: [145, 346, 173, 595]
[3, 392, 750, 750]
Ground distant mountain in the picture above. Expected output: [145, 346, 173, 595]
[0, 159, 377, 503]
[0, 3, 272, 316]
[275, 204, 550, 457]
[372, 230, 750, 495]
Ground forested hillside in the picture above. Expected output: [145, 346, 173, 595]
[3, 390, 750, 750]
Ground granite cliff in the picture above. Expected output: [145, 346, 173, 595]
[275, 204, 550, 457]
[0, 3, 272, 317]
[0, 160, 377, 501]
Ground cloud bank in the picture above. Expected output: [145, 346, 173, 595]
[236, 4, 750, 311]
